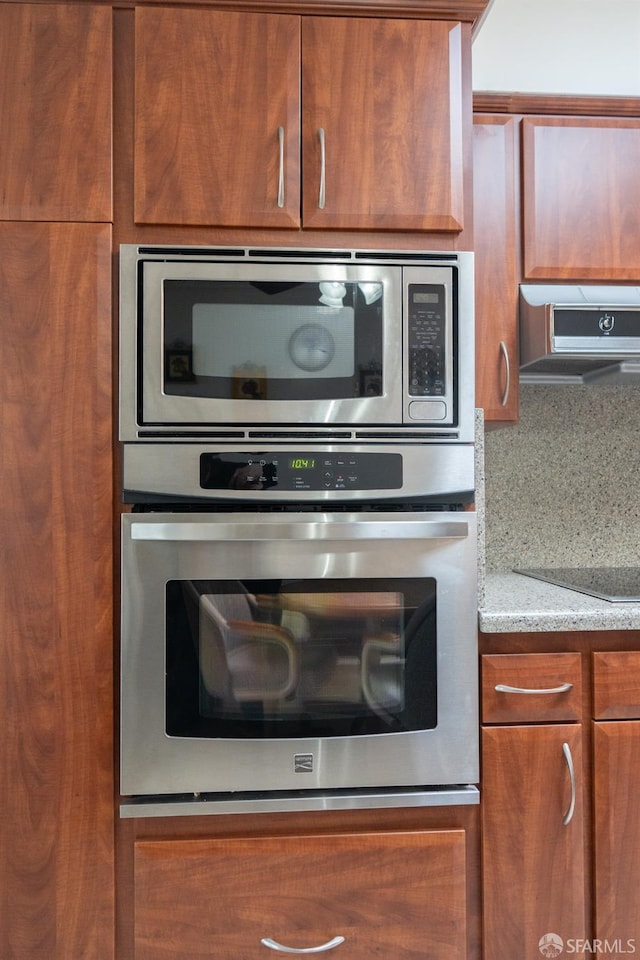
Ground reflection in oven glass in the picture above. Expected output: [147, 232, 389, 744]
[165, 579, 437, 739]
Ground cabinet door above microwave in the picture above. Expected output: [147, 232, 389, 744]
[134, 8, 301, 229]
[133, 8, 466, 234]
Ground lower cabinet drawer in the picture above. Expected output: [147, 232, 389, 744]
[593, 651, 640, 719]
[134, 830, 467, 960]
[482, 653, 582, 723]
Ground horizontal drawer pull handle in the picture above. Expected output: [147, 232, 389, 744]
[494, 682, 573, 695]
[261, 936, 345, 954]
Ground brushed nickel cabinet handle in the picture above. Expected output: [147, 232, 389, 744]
[562, 741, 576, 826]
[494, 682, 573, 695]
[261, 936, 345, 954]
[499, 340, 510, 407]
[318, 127, 326, 209]
[277, 126, 285, 208]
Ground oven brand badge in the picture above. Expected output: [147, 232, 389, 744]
[294, 754, 314, 774]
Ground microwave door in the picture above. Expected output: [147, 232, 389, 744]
[139, 261, 402, 428]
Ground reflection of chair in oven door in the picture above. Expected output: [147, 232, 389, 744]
[360, 633, 404, 715]
[198, 592, 298, 706]
[360, 591, 437, 719]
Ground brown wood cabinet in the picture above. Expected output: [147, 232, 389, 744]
[473, 96, 640, 425]
[593, 651, 640, 945]
[481, 651, 587, 960]
[133, 829, 467, 960]
[0, 3, 112, 222]
[522, 117, 640, 281]
[133, 6, 466, 233]
[473, 115, 519, 423]
[0, 222, 114, 959]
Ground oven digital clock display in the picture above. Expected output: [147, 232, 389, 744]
[289, 458, 316, 470]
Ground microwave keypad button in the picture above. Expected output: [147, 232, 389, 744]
[409, 400, 447, 421]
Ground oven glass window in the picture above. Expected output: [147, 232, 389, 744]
[166, 578, 436, 738]
[162, 280, 383, 401]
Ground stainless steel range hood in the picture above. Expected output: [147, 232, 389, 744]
[519, 284, 640, 384]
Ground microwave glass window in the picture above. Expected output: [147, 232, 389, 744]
[162, 280, 383, 401]
[165, 578, 437, 739]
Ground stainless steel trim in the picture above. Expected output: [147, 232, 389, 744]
[277, 126, 285, 208]
[130, 518, 469, 542]
[551, 336, 640, 354]
[261, 937, 345, 954]
[562, 742, 576, 827]
[499, 340, 510, 407]
[494, 682, 573, 695]
[122, 442, 475, 504]
[318, 128, 326, 209]
[119, 786, 480, 818]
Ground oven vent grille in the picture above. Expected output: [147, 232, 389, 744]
[132, 500, 470, 514]
[138, 429, 458, 442]
[136, 246, 460, 264]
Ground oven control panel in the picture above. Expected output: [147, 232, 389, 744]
[200, 451, 403, 492]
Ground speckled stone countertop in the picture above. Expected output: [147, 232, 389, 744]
[480, 571, 640, 633]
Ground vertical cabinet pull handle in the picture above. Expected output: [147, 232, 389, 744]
[494, 682, 573, 695]
[261, 936, 345, 954]
[499, 340, 511, 407]
[562, 741, 576, 826]
[277, 126, 285, 208]
[318, 128, 326, 209]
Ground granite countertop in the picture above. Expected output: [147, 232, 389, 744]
[480, 571, 640, 633]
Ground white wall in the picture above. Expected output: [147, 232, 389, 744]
[473, 0, 640, 96]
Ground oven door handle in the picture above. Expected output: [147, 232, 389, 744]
[130, 519, 470, 542]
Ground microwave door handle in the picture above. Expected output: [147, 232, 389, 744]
[129, 519, 470, 542]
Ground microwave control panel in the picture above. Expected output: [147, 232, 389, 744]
[200, 451, 403, 492]
[407, 284, 446, 397]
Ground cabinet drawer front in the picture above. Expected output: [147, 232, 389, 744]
[593, 651, 640, 719]
[134, 830, 466, 960]
[482, 653, 582, 723]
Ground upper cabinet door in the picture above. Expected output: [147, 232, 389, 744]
[301, 17, 465, 232]
[522, 117, 640, 280]
[0, 4, 112, 223]
[134, 8, 301, 228]
[473, 115, 519, 423]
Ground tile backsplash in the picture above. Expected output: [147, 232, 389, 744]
[484, 385, 640, 571]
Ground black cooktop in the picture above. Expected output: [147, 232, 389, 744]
[515, 567, 640, 602]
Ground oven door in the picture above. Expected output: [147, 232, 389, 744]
[120, 511, 478, 813]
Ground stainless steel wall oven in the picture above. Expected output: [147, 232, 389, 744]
[118, 247, 478, 818]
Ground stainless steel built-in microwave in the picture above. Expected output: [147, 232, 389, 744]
[119, 246, 475, 443]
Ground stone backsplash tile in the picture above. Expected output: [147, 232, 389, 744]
[484, 385, 640, 571]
